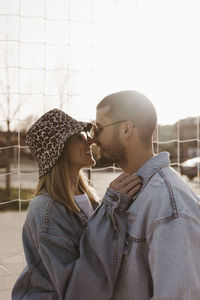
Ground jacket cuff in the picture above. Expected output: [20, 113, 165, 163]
[103, 187, 132, 212]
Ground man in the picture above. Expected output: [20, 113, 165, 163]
[95, 90, 200, 300]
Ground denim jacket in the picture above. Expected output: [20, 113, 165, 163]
[113, 152, 200, 300]
[12, 188, 131, 300]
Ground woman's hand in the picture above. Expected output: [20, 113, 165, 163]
[109, 173, 142, 197]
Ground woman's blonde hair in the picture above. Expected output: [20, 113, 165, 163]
[34, 143, 98, 214]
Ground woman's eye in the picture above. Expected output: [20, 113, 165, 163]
[76, 134, 85, 142]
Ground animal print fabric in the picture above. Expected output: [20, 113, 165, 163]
[26, 109, 89, 178]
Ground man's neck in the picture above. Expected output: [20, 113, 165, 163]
[119, 149, 154, 174]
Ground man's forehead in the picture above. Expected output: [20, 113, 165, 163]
[96, 106, 111, 124]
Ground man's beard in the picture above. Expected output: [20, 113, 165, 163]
[98, 133, 127, 166]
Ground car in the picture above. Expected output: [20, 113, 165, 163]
[180, 157, 200, 180]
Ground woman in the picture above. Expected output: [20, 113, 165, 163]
[12, 109, 142, 300]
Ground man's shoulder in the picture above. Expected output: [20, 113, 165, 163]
[141, 166, 199, 215]
[127, 165, 200, 239]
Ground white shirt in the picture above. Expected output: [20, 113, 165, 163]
[73, 193, 93, 217]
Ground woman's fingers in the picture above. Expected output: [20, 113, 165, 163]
[120, 176, 142, 188]
[120, 178, 142, 194]
[111, 173, 130, 185]
[125, 183, 142, 197]
[109, 173, 143, 195]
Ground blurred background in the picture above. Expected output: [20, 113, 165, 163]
[0, 0, 200, 298]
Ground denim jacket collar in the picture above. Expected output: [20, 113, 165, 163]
[135, 151, 170, 187]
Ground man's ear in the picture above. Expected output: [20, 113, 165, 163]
[123, 121, 134, 138]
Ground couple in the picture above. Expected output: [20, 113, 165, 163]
[12, 90, 200, 300]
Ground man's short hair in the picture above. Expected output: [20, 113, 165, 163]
[97, 90, 157, 147]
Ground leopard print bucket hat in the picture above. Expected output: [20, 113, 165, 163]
[26, 109, 92, 178]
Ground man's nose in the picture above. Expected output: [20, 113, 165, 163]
[90, 132, 99, 145]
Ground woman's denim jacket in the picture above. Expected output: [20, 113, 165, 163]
[12, 187, 131, 300]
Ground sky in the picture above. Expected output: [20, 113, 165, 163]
[0, 0, 200, 130]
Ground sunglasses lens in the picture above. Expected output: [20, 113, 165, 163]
[80, 131, 87, 141]
[80, 125, 98, 141]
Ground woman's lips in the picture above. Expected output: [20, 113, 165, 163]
[85, 148, 92, 156]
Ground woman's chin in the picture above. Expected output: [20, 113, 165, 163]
[91, 158, 96, 167]
[81, 155, 96, 168]
[86, 157, 96, 167]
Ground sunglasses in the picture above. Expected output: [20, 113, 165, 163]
[79, 130, 94, 141]
[79, 120, 127, 141]
[79, 123, 99, 141]
[91, 120, 126, 137]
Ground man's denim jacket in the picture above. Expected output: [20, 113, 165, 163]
[12, 188, 131, 300]
[113, 152, 200, 300]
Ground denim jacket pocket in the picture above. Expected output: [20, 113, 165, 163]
[123, 233, 133, 255]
